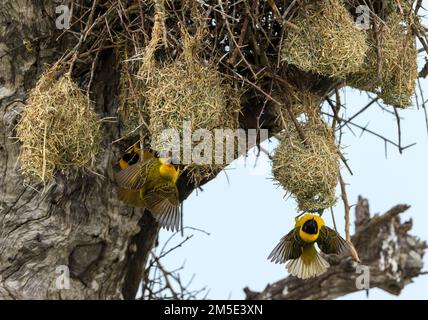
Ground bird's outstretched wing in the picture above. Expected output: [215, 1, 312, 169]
[316, 226, 351, 255]
[115, 160, 153, 190]
[117, 187, 146, 208]
[268, 227, 303, 264]
[144, 185, 181, 232]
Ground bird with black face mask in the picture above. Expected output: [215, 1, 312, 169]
[116, 143, 181, 231]
[268, 213, 354, 279]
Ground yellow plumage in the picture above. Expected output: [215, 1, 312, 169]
[296, 214, 324, 243]
[118, 144, 153, 170]
[269, 213, 353, 279]
[116, 144, 181, 231]
[117, 144, 151, 208]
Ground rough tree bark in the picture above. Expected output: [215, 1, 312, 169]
[0, 0, 149, 299]
[244, 196, 427, 300]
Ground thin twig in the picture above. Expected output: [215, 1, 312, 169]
[217, 0, 257, 79]
[322, 112, 417, 152]
[393, 107, 403, 154]
[338, 173, 351, 242]
[330, 207, 338, 232]
[338, 97, 379, 130]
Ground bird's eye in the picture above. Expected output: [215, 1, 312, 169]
[122, 152, 139, 165]
[122, 153, 133, 162]
[128, 153, 140, 165]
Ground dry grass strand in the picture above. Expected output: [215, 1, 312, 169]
[16, 65, 101, 182]
[281, 0, 368, 78]
[272, 122, 339, 211]
[143, 59, 240, 185]
[347, 14, 418, 107]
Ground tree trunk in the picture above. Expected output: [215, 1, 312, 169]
[0, 0, 156, 299]
[244, 196, 427, 300]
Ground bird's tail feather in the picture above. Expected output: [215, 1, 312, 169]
[286, 247, 329, 279]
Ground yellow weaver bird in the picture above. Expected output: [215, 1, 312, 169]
[116, 144, 181, 231]
[118, 144, 155, 170]
[116, 143, 155, 208]
[268, 213, 352, 279]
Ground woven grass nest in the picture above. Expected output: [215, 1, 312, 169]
[276, 90, 323, 127]
[143, 58, 240, 185]
[16, 66, 101, 182]
[347, 14, 418, 107]
[272, 122, 339, 212]
[281, 0, 368, 79]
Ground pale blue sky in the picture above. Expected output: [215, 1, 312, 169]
[156, 10, 428, 300]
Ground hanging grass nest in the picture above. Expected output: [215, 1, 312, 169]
[16, 65, 101, 182]
[276, 90, 323, 127]
[143, 58, 240, 185]
[272, 122, 339, 212]
[135, 2, 241, 185]
[281, 0, 368, 78]
[346, 14, 418, 107]
[290, 91, 320, 118]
